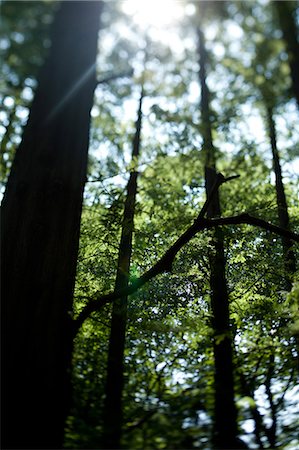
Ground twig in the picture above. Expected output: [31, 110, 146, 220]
[96, 69, 134, 86]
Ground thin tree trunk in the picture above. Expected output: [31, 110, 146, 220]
[101, 89, 144, 449]
[264, 353, 277, 449]
[260, 105, 296, 448]
[266, 105, 296, 288]
[198, 27, 241, 449]
[275, 1, 299, 108]
[237, 370, 266, 448]
[1, 2, 101, 448]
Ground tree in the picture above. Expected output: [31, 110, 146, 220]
[197, 23, 241, 449]
[2, 1, 299, 448]
[275, 1, 299, 108]
[265, 104, 296, 285]
[241, 3, 297, 287]
[1, 2, 102, 448]
[0, 1, 56, 186]
[102, 87, 144, 448]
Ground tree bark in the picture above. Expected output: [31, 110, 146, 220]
[1, 2, 101, 448]
[198, 27, 240, 449]
[101, 90, 144, 449]
[275, 1, 299, 108]
[266, 105, 296, 288]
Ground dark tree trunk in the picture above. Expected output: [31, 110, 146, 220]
[101, 90, 144, 449]
[266, 105, 296, 287]
[1, 2, 101, 448]
[238, 369, 265, 448]
[264, 353, 277, 449]
[275, 1, 299, 108]
[198, 28, 240, 449]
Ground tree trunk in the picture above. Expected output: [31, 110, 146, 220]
[275, 1, 299, 108]
[198, 27, 240, 449]
[101, 90, 144, 449]
[266, 105, 296, 288]
[264, 353, 277, 449]
[1, 2, 101, 448]
[237, 369, 266, 448]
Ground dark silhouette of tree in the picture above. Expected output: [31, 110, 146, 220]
[265, 105, 296, 286]
[275, 1, 299, 108]
[2, 1, 299, 448]
[102, 88, 144, 449]
[1, 2, 102, 448]
[0, 1, 56, 185]
[197, 26, 242, 449]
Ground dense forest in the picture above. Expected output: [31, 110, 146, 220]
[1, 1, 299, 449]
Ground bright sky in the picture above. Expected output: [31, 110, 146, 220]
[116, 0, 299, 181]
[121, 0, 189, 28]
[120, 0, 196, 56]
[1, 0, 298, 199]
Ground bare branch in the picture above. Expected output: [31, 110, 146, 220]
[96, 69, 134, 86]
[74, 169, 298, 333]
[210, 214, 299, 241]
[197, 173, 240, 220]
[73, 173, 229, 332]
[73, 209, 298, 333]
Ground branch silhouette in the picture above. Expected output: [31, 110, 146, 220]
[74, 175, 299, 333]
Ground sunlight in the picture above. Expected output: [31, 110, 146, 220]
[122, 0, 185, 29]
[46, 63, 96, 122]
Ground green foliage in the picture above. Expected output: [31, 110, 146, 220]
[0, 1, 56, 186]
[3, 0, 299, 448]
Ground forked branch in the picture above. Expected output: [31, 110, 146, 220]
[74, 175, 299, 333]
